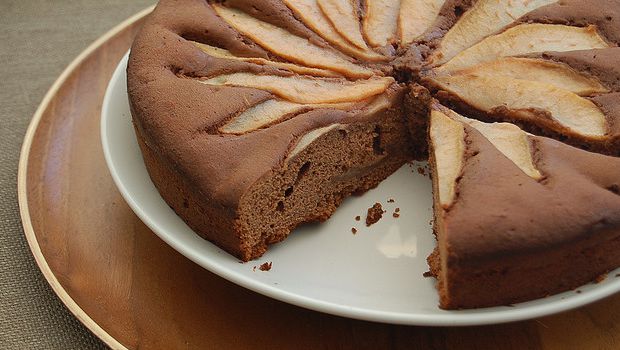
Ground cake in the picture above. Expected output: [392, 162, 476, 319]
[127, 0, 620, 309]
[428, 105, 620, 308]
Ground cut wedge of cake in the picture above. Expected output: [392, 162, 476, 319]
[428, 105, 620, 309]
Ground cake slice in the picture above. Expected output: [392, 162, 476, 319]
[427, 104, 620, 309]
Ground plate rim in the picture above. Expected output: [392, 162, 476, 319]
[102, 54, 620, 328]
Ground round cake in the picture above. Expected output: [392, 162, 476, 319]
[127, 0, 620, 309]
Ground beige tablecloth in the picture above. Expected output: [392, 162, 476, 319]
[0, 1, 154, 348]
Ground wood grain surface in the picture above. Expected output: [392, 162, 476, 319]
[17, 7, 620, 350]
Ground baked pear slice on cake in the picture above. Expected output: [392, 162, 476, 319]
[281, 0, 385, 61]
[427, 104, 620, 309]
[362, 0, 401, 48]
[426, 47, 620, 156]
[428, 0, 559, 66]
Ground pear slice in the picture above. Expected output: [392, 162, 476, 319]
[358, 92, 391, 115]
[318, 0, 369, 50]
[288, 124, 343, 160]
[438, 24, 610, 72]
[213, 5, 373, 78]
[398, 0, 445, 44]
[362, 0, 401, 47]
[431, 74, 608, 138]
[221, 100, 305, 134]
[431, 0, 558, 65]
[442, 108, 543, 180]
[429, 109, 465, 208]
[200, 73, 394, 104]
[192, 42, 342, 78]
[281, 0, 385, 61]
[220, 100, 357, 134]
[439, 57, 609, 96]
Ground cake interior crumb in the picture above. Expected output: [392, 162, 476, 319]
[352, 227, 358, 234]
[366, 203, 385, 226]
[259, 262, 272, 271]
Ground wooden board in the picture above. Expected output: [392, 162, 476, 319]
[17, 6, 620, 350]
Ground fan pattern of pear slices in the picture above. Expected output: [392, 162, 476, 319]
[190, 0, 615, 154]
[431, 0, 558, 66]
[212, 5, 373, 78]
[430, 74, 608, 138]
[431, 107, 544, 208]
[195, 0, 418, 147]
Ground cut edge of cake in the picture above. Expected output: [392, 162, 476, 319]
[427, 104, 620, 309]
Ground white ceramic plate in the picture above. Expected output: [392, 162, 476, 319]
[102, 53, 620, 326]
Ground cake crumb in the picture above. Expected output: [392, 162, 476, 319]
[423, 271, 433, 278]
[393, 207, 400, 218]
[366, 203, 385, 226]
[252, 266, 256, 272]
[355, 215, 361, 221]
[351, 227, 357, 234]
[259, 262, 272, 271]
[576, 290, 582, 294]
[417, 167, 426, 176]
[615, 273, 620, 278]
[387, 198, 395, 203]
[595, 273, 607, 283]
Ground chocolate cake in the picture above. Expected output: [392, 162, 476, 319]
[127, 0, 620, 309]
[428, 105, 620, 308]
